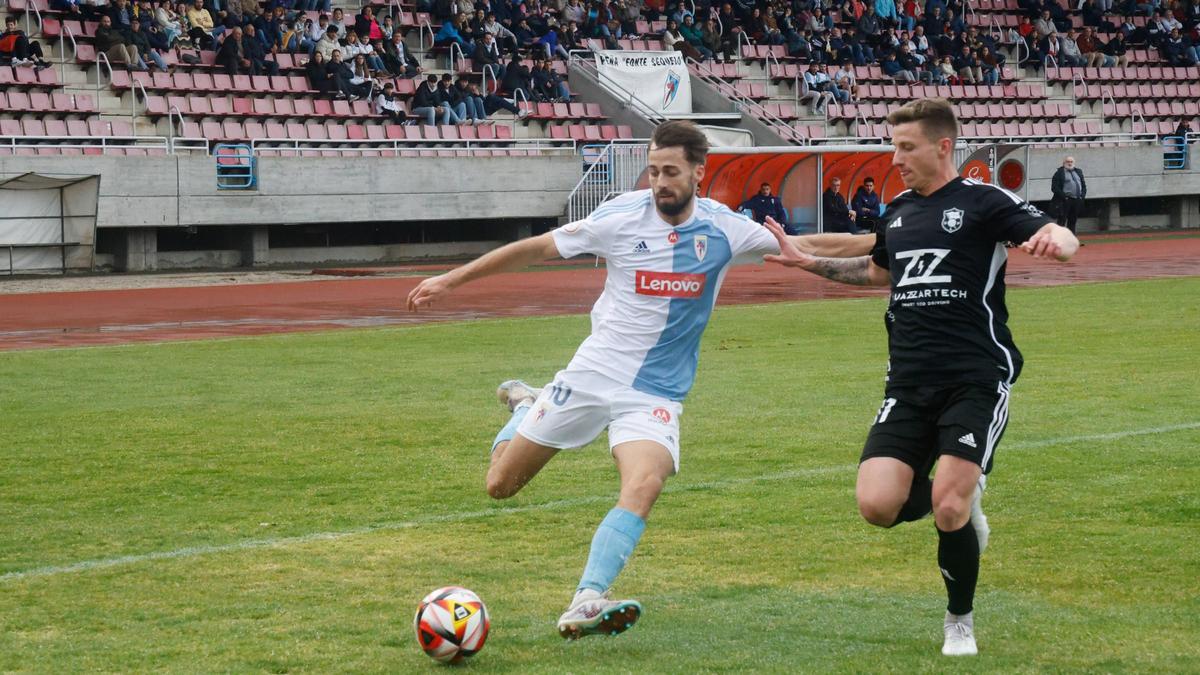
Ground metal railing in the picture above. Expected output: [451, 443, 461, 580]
[417, 17, 435, 53]
[568, 50, 667, 125]
[1162, 135, 1189, 170]
[214, 143, 257, 189]
[687, 56, 809, 145]
[0, 135, 175, 152]
[566, 140, 649, 222]
[248, 137, 578, 156]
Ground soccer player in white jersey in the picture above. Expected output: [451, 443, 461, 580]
[407, 121, 782, 639]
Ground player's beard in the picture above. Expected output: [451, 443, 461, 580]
[655, 182, 696, 218]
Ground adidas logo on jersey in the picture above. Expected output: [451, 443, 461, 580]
[958, 433, 977, 448]
[633, 241, 650, 254]
[889, 217, 903, 229]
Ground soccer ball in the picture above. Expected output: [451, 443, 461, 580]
[414, 586, 490, 664]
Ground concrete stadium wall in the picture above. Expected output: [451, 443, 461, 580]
[0, 154, 581, 228]
[1025, 144, 1200, 202]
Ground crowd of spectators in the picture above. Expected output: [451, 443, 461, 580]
[1016, 0, 1200, 68]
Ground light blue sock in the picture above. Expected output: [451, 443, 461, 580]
[577, 507, 646, 594]
[491, 404, 531, 454]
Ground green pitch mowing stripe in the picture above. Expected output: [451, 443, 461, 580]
[2, 421, 1196, 584]
[0, 277, 1196, 672]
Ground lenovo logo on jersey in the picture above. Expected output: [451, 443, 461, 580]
[635, 270, 706, 298]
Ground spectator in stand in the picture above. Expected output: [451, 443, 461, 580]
[305, 49, 336, 94]
[482, 12, 518, 54]
[1034, 9, 1056, 38]
[931, 53, 953, 82]
[739, 183, 794, 234]
[350, 52, 381, 95]
[876, 0, 900, 28]
[898, 43, 931, 82]
[380, 14, 395, 40]
[501, 51, 534, 100]
[1102, 30, 1130, 65]
[952, 44, 981, 82]
[562, 0, 585, 26]
[536, 23, 568, 59]
[0, 16, 51, 69]
[128, 16, 168, 71]
[51, 0, 85, 17]
[185, 0, 221, 47]
[801, 62, 835, 114]
[851, 177, 882, 231]
[511, 17, 537, 48]
[453, 76, 488, 123]
[1041, 31, 1062, 67]
[978, 45, 1001, 83]
[1050, 156, 1086, 233]
[832, 60, 858, 100]
[1118, 14, 1147, 44]
[533, 57, 571, 101]
[702, 18, 729, 61]
[154, 0, 184, 46]
[718, 5, 744, 63]
[1081, 0, 1116, 33]
[315, 26, 339, 61]
[598, 17, 623, 49]
[383, 31, 421, 78]
[412, 73, 453, 124]
[560, 19, 583, 54]
[617, 0, 641, 35]
[1058, 27, 1087, 65]
[308, 13, 330, 49]
[473, 80, 529, 118]
[1162, 27, 1200, 64]
[355, 6, 384, 43]
[1077, 26, 1104, 65]
[108, 0, 134, 32]
[215, 24, 248, 74]
[680, 15, 713, 60]
[436, 72, 468, 123]
[242, 24, 280, 74]
[663, 18, 703, 60]
[883, 50, 917, 81]
[822, 177, 859, 233]
[96, 13, 146, 68]
[328, 49, 371, 100]
[329, 7, 347, 38]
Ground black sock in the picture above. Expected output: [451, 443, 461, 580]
[893, 474, 933, 525]
[937, 520, 980, 616]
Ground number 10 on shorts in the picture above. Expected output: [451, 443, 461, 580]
[875, 398, 898, 423]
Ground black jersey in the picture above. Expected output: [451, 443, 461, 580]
[869, 177, 1053, 387]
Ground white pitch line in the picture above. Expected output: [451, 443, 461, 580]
[2, 422, 1196, 584]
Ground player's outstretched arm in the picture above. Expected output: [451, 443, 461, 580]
[1019, 222, 1079, 261]
[406, 232, 561, 311]
[761, 218, 889, 286]
[789, 231, 877, 258]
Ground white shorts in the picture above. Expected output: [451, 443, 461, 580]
[515, 368, 683, 473]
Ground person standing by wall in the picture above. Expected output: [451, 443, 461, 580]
[1050, 156, 1086, 234]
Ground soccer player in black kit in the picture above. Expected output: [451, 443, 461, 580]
[762, 98, 1079, 656]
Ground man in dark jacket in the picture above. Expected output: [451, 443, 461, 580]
[437, 73, 468, 123]
[740, 183, 795, 234]
[473, 32, 505, 83]
[500, 52, 532, 99]
[242, 24, 280, 75]
[1050, 156, 1086, 233]
[216, 25, 250, 75]
[851, 177, 882, 231]
[129, 17, 167, 71]
[822, 177, 859, 233]
[95, 13, 144, 69]
[412, 73, 453, 125]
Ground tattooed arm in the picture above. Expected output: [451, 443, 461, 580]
[762, 218, 890, 287]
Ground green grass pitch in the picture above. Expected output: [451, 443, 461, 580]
[1, 277, 1197, 672]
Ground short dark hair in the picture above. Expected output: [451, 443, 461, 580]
[426, 74, 437, 83]
[885, 97, 959, 144]
[650, 120, 709, 166]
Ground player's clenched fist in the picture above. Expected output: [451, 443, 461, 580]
[407, 274, 454, 311]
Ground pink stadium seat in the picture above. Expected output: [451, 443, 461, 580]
[221, 121, 243, 139]
[252, 98, 274, 116]
[110, 121, 132, 136]
[0, 119, 21, 135]
[251, 75, 271, 91]
[243, 120, 266, 138]
[45, 120, 68, 137]
[550, 125, 568, 139]
[325, 122, 348, 140]
[331, 100, 351, 117]
[7, 91, 30, 111]
[422, 125, 440, 139]
[151, 71, 172, 90]
[190, 96, 214, 116]
[144, 95, 168, 115]
[384, 124, 404, 140]
[476, 124, 495, 140]
[287, 75, 309, 93]
[193, 72, 215, 91]
[350, 100, 371, 116]
[346, 124, 367, 140]
[172, 72, 194, 90]
[66, 119, 87, 136]
[366, 125, 385, 140]
[87, 119, 110, 136]
[232, 75, 253, 92]
[402, 125, 422, 140]
[265, 122, 288, 139]
[275, 98, 296, 117]
[22, 119, 46, 136]
[293, 98, 315, 116]
[209, 97, 230, 116]
[305, 122, 327, 139]
[28, 91, 51, 112]
[232, 97, 252, 116]
[201, 121, 223, 139]
[566, 124, 586, 141]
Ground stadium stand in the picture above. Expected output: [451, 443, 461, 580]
[0, 0, 1196, 154]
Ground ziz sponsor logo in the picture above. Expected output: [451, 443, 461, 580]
[635, 270, 706, 298]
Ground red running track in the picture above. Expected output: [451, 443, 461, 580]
[1, 236, 1198, 351]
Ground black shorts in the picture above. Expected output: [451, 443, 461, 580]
[860, 381, 1011, 475]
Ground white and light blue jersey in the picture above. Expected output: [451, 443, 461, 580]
[551, 189, 779, 401]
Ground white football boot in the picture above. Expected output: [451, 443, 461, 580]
[496, 379, 541, 412]
[556, 589, 643, 640]
[970, 475, 990, 555]
[942, 612, 978, 656]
